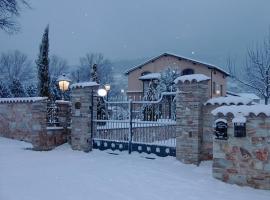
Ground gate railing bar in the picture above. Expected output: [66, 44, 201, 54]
[128, 99, 133, 154]
[93, 119, 176, 124]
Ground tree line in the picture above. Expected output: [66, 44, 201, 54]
[0, 25, 114, 99]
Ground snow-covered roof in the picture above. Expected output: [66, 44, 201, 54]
[56, 74, 71, 82]
[70, 82, 99, 89]
[238, 93, 260, 100]
[0, 97, 48, 104]
[174, 74, 210, 84]
[139, 73, 161, 80]
[212, 105, 270, 117]
[125, 53, 230, 76]
[205, 96, 253, 106]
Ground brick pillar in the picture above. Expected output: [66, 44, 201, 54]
[70, 83, 98, 152]
[175, 76, 210, 165]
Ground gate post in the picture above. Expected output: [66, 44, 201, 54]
[175, 75, 210, 165]
[70, 82, 99, 152]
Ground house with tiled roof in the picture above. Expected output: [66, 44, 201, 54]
[125, 53, 229, 100]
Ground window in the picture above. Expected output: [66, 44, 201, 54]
[213, 82, 216, 94]
[220, 85, 223, 96]
[182, 68, 194, 76]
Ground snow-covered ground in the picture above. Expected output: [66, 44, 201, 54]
[0, 137, 269, 200]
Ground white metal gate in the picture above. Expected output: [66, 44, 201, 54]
[92, 93, 177, 157]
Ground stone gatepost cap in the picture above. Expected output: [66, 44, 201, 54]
[70, 82, 99, 89]
[174, 74, 210, 84]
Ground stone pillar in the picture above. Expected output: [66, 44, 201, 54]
[70, 82, 98, 152]
[175, 75, 210, 165]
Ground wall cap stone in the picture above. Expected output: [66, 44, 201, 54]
[0, 97, 48, 104]
[205, 96, 253, 106]
[212, 105, 270, 117]
[70, 81, 99, 89]
[174, 74, 210, 84]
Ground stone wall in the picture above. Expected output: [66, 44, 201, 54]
[201, 105, 219, 161]
[0, 98, 48, 149]
[213, 114, 270, 190]
[0, 98, 71, 150]
[55, 100, 72, 143]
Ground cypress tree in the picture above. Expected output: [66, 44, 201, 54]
[91, 64, 99, 83]
[36, 25, 50, 97]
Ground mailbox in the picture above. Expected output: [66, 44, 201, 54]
[214, 119, 228, 140]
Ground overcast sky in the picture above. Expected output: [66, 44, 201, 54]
[0, 0, 270, 66]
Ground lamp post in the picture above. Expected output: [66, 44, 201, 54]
[57, 74, 71, 100]
[104, 84, 111, 101]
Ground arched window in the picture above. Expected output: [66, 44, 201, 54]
[182, 68, 194, 76]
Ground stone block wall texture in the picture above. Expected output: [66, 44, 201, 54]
[213, 114, 270, 190]
[201, 105, 220, 161]
[175, 80, 209, 165]
[55, 100, 72, 143]
[70, 85, 98, 152]
[0, 98, 70, 150]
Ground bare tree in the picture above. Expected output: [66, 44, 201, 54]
[228, 30, 270, 104]
[0, 50, 34, 83]
[71, 53, 113, 84]
[49, 55, 69, 79]
[0, 0, 30, 33]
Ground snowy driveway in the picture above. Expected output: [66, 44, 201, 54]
[0, 137, 269, 200]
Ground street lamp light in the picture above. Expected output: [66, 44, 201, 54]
[57, 74, 71, 100]
[97, 88, 107, 97]
[104, 84, 111, 91]
[104, 84, 111, 100]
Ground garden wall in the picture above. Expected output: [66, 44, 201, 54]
[212, 105, 270, 190]
[0, 97, 69, 150]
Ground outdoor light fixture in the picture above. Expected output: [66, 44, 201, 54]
[104, 84, 111, 91]
[57, 74, 71, 100]
[97, 88, 107, 97]
[104, 84, 111, 100]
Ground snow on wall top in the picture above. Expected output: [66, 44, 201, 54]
[212, 105, 270, 117]
[238, 93, 261, 100]
[174, 74, 210, 84]
[139, 73, 161, 80]
[205, 96, 253, 106]
[0, 97, 48, 104]
[70, 82, 99, 89]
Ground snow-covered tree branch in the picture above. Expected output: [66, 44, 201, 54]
[0, 0, 30, 33]
[228, 30, 270, 104]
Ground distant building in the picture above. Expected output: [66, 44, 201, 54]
[125, 53, 229, 100]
